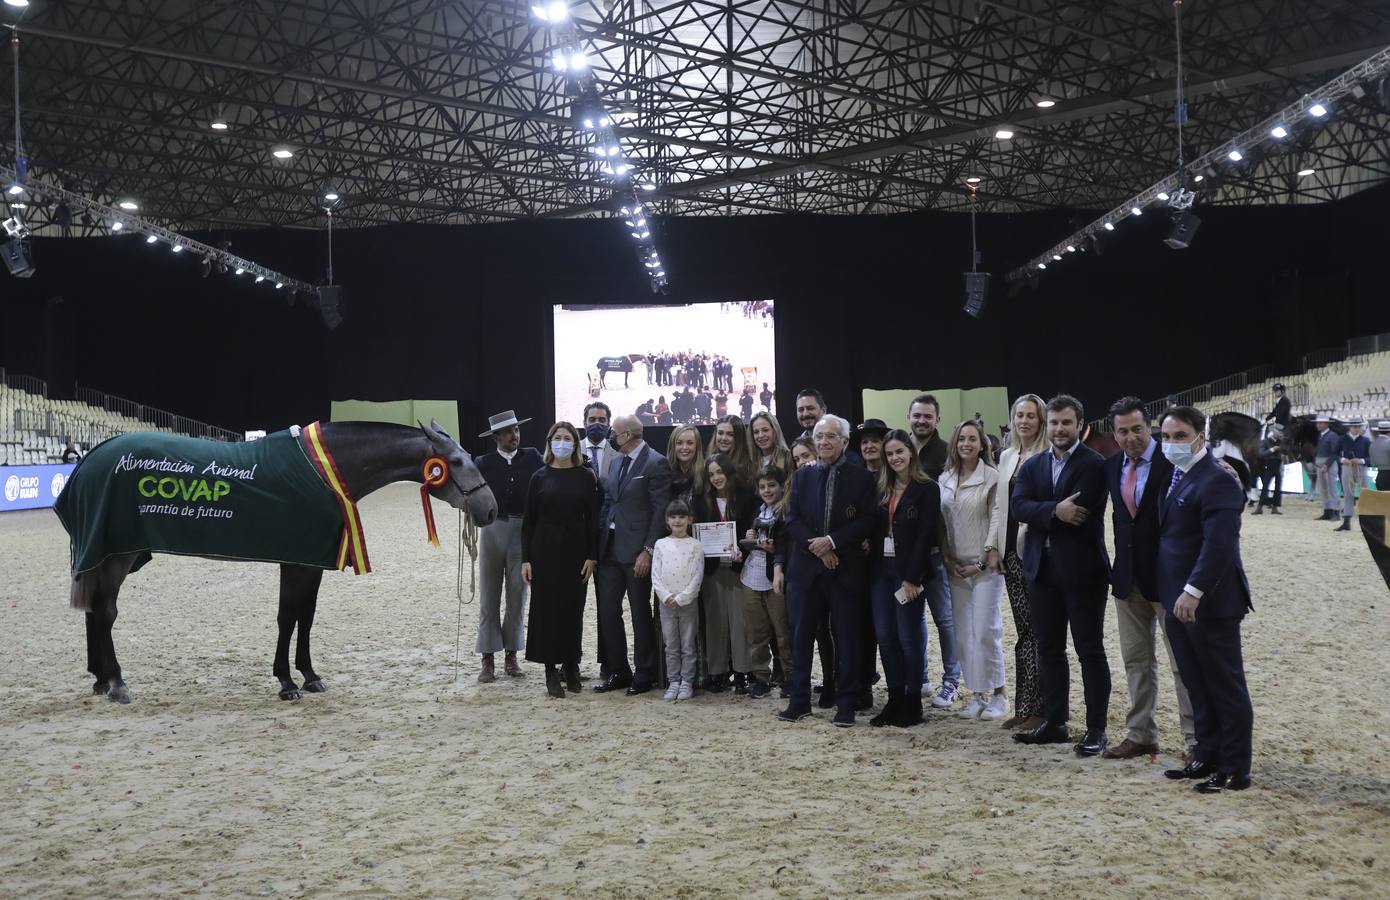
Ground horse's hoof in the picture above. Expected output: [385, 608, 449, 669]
[92, 680, 109, 695]
[302, 679, 327, 693]
[107, 685, 132, 704]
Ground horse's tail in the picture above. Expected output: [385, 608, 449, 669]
[69, 572, 98, 613]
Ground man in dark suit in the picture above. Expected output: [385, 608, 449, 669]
[474, 410, 546, 683]
[1101, 397, 1196, 761]
[1156, 406, 1254, 793]
[1010, 394, 1113, 756]
[594, 415, 672, 695]
[777, 414, 878, 727]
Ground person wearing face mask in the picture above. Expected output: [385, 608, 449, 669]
[522, 422, 602, 698]
[1102, 397, 1196, 763]
[474, 410, 546, 684]
[992, 394, 1047, 731]
[1010, 394, 1112, 757]
[1155, 406, 1254, 794]
[593, 415, 672, 696]
[581, 402, 613, 486]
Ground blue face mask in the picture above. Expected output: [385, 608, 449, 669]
[550, 439, 575, 459]
[1162, 439, 1197, 468]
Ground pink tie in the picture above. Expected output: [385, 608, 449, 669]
[1122, 459, 1139, 518]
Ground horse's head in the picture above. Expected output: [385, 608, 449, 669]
[418, 419, 497, 527]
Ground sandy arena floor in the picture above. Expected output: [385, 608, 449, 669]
[2, 484, 1387, 898]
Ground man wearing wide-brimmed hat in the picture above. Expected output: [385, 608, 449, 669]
[1313, 415, 1341, 521]
[1336, 418, 1371, 532]
[474, 410, 545, 682]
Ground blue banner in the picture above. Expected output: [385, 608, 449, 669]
[1, 463, 77, 512]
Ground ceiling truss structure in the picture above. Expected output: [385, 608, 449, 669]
[2, 0, 1388, 239]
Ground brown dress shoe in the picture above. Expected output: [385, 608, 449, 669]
[1101, 738, 1159, 759]
[478, 654, 496, 683]
[504, 651, 524, 677]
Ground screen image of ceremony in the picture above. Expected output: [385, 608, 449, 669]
[552, 301, 777, 425]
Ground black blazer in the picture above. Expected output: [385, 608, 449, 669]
[1011, 442, 1110, 586]
[1157, 453, 1252, 618]
[1106, 443, 1173, 603]
[784, 459, 878, 589]
[692, 487, 757, 575]
[476, 448, 546, 518]
[872, 479, 940, 585]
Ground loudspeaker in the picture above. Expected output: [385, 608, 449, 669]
[0, 238, 34, 278]
[317, 285, 343, 329]
[962, 272, 991, 318]
[1164, 210, 1202, 250]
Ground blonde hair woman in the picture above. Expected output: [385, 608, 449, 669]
[991, 394, 1048, 730]
[707, 414, 756, 481]
[666, 424, 706, 505]
[748, 411, 793, 473]
[939, 420, 1007, 722]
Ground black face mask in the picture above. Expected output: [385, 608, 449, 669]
[585, 422, 609, 444]
[607, 431, 626, 452]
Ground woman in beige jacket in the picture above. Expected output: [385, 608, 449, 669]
[991, 394, 1048, 730]
[939, 420, 1007, 721]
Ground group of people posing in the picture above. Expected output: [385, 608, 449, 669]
[634, 382, 774, 427]
[469, 388, 1255, 797]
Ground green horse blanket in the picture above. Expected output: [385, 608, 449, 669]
[54, 427, 361, 577]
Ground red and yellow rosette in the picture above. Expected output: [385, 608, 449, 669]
[421, 455, 449, 547]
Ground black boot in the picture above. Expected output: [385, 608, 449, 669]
[817, 680, 836, 708]
[733, 672, 749, 695]
[545, 665, 565, 699]
[562, 662, 582, 693]
[1336, 516, 1352, 532]
[894, 691, 924, 727]
[870, 688, 902, 727]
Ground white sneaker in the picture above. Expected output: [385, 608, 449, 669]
[958, 693, 988, 719]
[980, 693, 1010, 721]
[931, 681, 960, 709]
[677, 681, 694, 701]
[663, 682, 680, 701]
[919, 681, 935, 697]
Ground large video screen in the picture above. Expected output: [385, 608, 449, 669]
[552, 301, 776, 427]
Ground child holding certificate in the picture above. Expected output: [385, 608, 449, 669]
[693, 453, 756, 694]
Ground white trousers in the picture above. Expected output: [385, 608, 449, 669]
[949, 570, 1006, 694]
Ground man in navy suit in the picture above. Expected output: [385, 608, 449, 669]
[1101, 397, 1196, 762]
[594, 415, 672, 696]
[1156, 407, 1254, 793]
[1010, 395, 1113, 756]
[777, 414, 878, 727]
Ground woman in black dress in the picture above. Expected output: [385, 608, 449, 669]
[522, 421, 601, 699]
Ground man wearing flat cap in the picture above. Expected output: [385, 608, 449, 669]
[475, 410, 545, 682]
[1336, 418, 1371, 532]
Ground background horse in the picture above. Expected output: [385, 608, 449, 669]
[1282, 414, 1348, 465]
[1208, 411, 1264, 489]
[63, 420, 497, 703]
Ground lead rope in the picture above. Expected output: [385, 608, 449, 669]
[452, 507, 480, 682]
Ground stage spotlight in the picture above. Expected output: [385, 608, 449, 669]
[111, 220, 123, 232]
[275, 282, 284, 289]
[531, 1, 568, 22]
[210, 119, 229, 131]
[965, 176, 982, 185]
[1051, 254, 1062, 261]
[1131, 206, 1143, 216]
[234, 266, 245, 275]
[552, 50, 588, 72]
[4, 1, 32, 8]
[1271, 125, 1289, 139]
[1037, 262, 1046, 270]
[1035, 98, 1056, 108]
[117, 198, 139, 210]
[272, 146, 295, 159]
[1194, 174, 1205, 182]
[1103, 221, 1115, 231]
[1, 238, 34, 278]
[1157, 192, 1169, 201]
[1228, 149, 1244, 162]
[1065, 244, 1076, 253]
[255, 275, 265, 283]
[638, 182, 657, 192]
[1298, 167, 1316, 177]
[1309, 103, 1328, 117]
[1164, 208, 1202, 250]
[145, 234, 158, 244]
[994, 128, 1015, 140]
[324, 191, 340, 203]
[172, 244, 184, 253]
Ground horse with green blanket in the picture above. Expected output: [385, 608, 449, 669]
[54, 419, 497, 703]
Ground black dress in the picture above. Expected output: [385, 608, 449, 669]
[522, 464, 602, 665]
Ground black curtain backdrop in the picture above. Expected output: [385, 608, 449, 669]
[3, 184, 1387, 455]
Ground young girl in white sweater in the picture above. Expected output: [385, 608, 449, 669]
[652, 500, 706, 701]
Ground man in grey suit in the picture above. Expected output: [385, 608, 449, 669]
[594, 415, 672, 695]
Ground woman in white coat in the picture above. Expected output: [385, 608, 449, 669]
[939, 419, 1008, 721]
[991, 394, 1048, 731]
